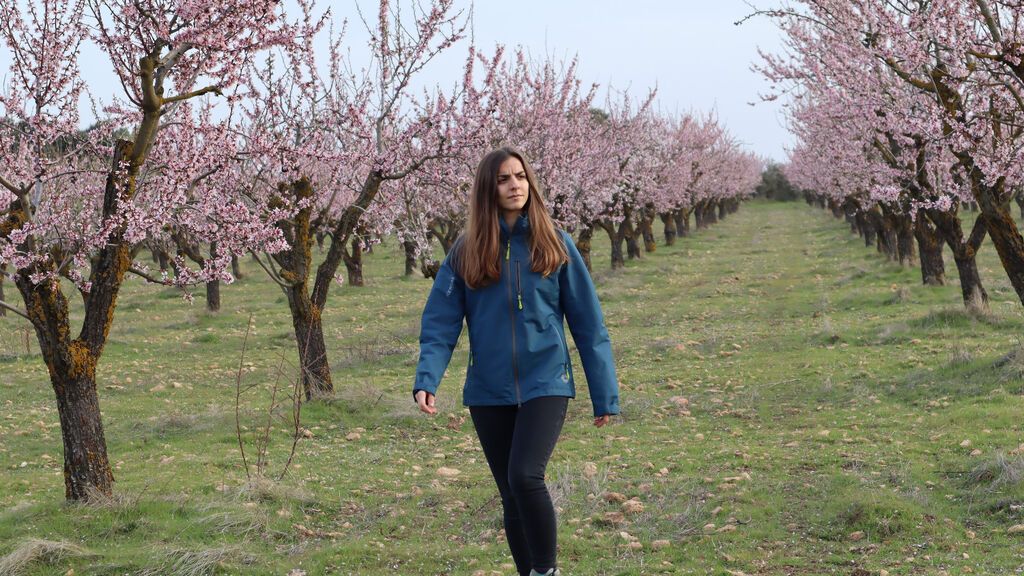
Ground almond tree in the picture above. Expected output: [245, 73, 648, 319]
[0, 0, 292, 501]
[239, 0, 468, 399]
[759, 0, 1024, 305]
[758, 0, 994, 305]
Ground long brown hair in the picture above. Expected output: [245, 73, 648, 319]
[457, 147, 568, 289]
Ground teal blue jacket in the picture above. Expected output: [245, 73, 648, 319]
[414, 215, 620, 417]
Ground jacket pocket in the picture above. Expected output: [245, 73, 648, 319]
[550, 315, 571, 382]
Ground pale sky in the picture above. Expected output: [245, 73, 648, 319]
[460, 0, 792, 160]
[0, 1, 792, 161]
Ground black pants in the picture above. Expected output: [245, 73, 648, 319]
[470, 396, 568, 576]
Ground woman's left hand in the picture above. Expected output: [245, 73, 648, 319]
[594, 415, 611, 427]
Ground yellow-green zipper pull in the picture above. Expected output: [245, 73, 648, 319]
[505, 240, 510, 261]
[518, 294, 523, 310]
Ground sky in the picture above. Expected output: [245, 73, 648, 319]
[459, 0, 793, 161]
[0, 1, 793, 162]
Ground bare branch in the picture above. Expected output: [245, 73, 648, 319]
[0, 174, 22, 196]
[127, 266, 176, 285]
[0, 299, 31, 322]
[163, 85, 224, 105]
[249, 250, 294, 289]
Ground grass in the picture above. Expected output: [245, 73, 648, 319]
[2, 200, 1024, 574]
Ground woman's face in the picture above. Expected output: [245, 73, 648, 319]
[496, 156, 529, 215]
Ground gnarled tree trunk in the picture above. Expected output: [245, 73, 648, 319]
[926, 208, 988, 307]
[343, 236, 365, 287]
[913, 216, 945, 286]
[675, 209, 691, 238]
[660, 212, 677, 246]
[639, 206, 657, 253]
[624, 218, 642, 260]
[869, 206, 897, 261]
[0, 263, 6, 317]
[599, 220, 625, 270]
[894, 213, 917, 268]
[403, 240, 418, 277]
[575, 225, 594, 273]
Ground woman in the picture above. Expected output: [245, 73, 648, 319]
[413, 147, 620, 576]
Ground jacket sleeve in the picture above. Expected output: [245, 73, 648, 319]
[559, 231, 620, 417]
[413, 252, 466, 398]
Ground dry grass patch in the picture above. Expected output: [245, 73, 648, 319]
[136, 546, 247, 576]
[0, 539, 92, 576]
[967, 452, 1024, 490]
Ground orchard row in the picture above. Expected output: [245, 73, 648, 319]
[0, 1, 760, 501]
[757, 0, 1024, 308]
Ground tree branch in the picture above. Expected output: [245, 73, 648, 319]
[163, 85, 224, 105]
[128, 266, 177, 286]
[0, 173, 21, 196]
[0, 299, 31, 322]
[249, 250, 294, 289]
[974, 0, 1003, 44]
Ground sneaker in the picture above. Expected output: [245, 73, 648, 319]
[529, 570, 560, 576]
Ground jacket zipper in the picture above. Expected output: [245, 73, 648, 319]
[515, 260, 523, 310]
[506, 238, 521, 405]
[558, 330, 570, 381]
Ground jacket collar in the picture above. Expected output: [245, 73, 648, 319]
[499, 213, 530, 238]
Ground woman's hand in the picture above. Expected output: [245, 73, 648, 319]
[415, 390, 437, 415]
[594, 415, 611, 427]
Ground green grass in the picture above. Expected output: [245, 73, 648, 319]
[2, 200, 1024, 574]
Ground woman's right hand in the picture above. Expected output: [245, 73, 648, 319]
[414, 390, 437, 415]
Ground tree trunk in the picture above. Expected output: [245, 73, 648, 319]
[660, 212, 677, 246]
[575, 225, 594, 273]
[869, 207, 897, 261]
[600, 221, 625, 270]
[206, 279, 221, 312]
[205, 241, 221, 312]
[704, 202, 719, 226]
[978, 201, 1024, 304]
[268, 177, 335, 400]
[694, 204, 706, 230]
[828, 198, 843, 219]
[286, 285, 332, 401]
[639, 207, 657, 252]
[420, 259, 440, 279]
[156, 249, 171, 276]
[913, 216, 945, 286]
[0, 263, 6, 317]
[894, 213, 918, 267]
[53, 367, 114, 500]
[966, 165, 1024, 305]
[718, 202, 728, 220]
[17, 271, 116, 501]
[231, 254, 244, 280]
[429, 219, 462, 255]
[623, 218, 642, 260]
[4, 140, 142, 501]
[676, 209, 691, 238]
[403, 240, 417, 277]
[927, 208, 989, 308]
[854, 211, 875, 247]
[343, 237, 365, 287]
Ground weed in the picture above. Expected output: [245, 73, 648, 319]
[949, 343, 974, 366]
[966, 453, 1024, 489]
[0, 539, 92, 575]
[136, 546, 246, 576]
